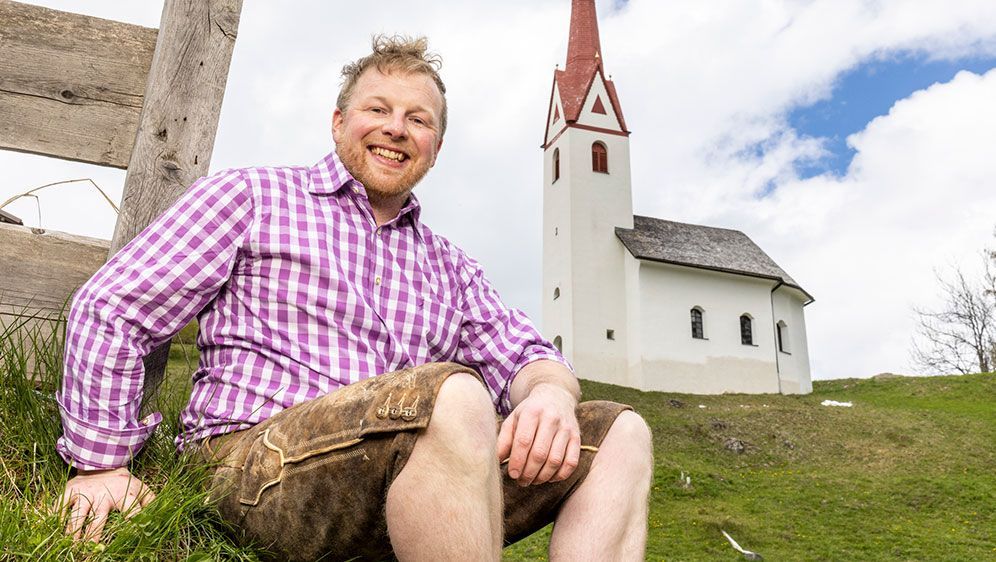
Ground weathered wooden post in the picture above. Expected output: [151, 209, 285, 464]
[111, 0, 242, 404]
[0, 0, 242, 406]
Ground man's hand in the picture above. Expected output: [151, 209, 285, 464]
[58, 467, 155, 542]
[498, 380, 581, 487]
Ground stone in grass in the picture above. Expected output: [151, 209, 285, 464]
[724, 438, 747, 454]
[667, 399, 684, 408]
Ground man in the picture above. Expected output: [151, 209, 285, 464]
[57, 35, 652, 560]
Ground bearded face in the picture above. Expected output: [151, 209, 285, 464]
[332, 68, 444, 207]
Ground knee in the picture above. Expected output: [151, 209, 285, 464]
[426, 372, 496, 455]
[604, 410, 654, 477]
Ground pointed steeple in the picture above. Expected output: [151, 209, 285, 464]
[566, 0, 603, 72]
[542, 0, 629, 147]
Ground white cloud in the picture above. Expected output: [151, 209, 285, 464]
[3, 0, 996, 380]
[765, 69, 996, 378]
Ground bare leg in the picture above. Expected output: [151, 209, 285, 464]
[385, 373, 502, 561]
[548, 410, 653, 561]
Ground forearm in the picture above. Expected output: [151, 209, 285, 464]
[509, 359, 581, 410]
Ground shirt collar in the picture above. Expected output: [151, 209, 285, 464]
[308, 150, 354, 195]
[308, 149, 425, 236]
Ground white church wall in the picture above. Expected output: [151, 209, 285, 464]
[553, 127, 633, 384]
[771, 287, 813, 393]
[623, 251, 645, 389]
[542, 118, 576, 364]
[637, 262, 782, 394]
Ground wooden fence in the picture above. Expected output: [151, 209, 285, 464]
[0, 0, 242, 401]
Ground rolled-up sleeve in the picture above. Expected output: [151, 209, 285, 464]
[57, 169, 253, 470]
[450, 251, 572, 416]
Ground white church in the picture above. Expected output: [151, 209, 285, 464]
[541, 0, 814, 394]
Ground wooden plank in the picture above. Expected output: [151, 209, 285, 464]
[0, 208, 22, 225]
[0, 222, 110, 314]
[0, 0, 157, 168]
[0, 309, 65, 381]
[109, 0, 242, 402]
[0, 223, 106, 380]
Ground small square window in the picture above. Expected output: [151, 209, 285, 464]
[606, 329, 615, 340]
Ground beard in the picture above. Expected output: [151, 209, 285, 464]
[336, 138, 433, 205]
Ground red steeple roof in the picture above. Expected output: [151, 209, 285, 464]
[545, 0, 629, 147]
[566, 0, 603, 72]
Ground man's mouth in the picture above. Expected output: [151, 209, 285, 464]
[370, 146, 408, 163]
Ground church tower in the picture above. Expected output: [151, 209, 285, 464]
[542, 0, 636, 383]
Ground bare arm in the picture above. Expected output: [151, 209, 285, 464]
[497, 359, 582, 486]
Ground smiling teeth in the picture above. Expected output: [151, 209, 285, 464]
[372, 147, 404, 161]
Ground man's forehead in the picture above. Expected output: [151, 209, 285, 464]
[352, 68, 443, 106]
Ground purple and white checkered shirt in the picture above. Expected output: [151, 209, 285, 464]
[57, 150, 569, 470]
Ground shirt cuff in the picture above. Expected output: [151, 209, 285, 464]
[500, 346, 576, 415]
[56, 404, 162, 470]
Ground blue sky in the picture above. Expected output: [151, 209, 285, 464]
[790, 54, 996, 178]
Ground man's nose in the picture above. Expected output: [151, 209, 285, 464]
[381, 111, 407, 138]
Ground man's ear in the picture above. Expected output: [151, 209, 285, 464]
[430, 137, 443, 167]
[331, 107, 344, 144]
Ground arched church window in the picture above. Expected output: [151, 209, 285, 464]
[553, 336, 563, 352]
[690, 307, 704, 339]
[553, 287, 560, 300]
[592, 142, 608, 173]
[740, 314, 753, 345]
[553, 148, 560, 182]
[777, 320, 790, 353]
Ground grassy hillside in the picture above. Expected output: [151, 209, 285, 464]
[2, 323, 993, 560]
[506, 373, 995, 561]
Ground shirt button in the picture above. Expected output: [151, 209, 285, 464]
[375, 276, 382, 286]
[352, 186, 359, 193]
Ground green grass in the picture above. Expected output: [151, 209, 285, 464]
[2, 318, 994, 560]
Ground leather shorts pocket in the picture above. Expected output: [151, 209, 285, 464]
[237, 424, 364, 508]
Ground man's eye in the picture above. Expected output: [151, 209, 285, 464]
[411, 117, 427, 126]
[370, 107, 387, 114]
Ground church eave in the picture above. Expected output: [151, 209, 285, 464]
[618, 242, 816, 304]
[542, 121, 631, 150]
[615, 222, 814, 303]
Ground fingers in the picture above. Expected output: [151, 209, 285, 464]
[139, 486, 156, 507]
[551, 430, 581, 483]
[84, 502, 112, 543]
[532, 426, 571, 485]
[67, 492, 90, 541]
[121, 483, 155, 519]
[56, 487, 75, 518]
[506, 410, 538, 481]
[518, 418, 559, 486]
[59, 469, 156, 543]
[496, 414, 516, 462]
[120, 491, 141, 519]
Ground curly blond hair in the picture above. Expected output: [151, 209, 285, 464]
[337, 34, 448, 136]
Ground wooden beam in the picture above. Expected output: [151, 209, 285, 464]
[0, 0, 157, 168]
[109, 0, 242, 401]
[0, 223, 110, 315]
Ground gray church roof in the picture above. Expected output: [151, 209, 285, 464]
[615, 215, 813, 302]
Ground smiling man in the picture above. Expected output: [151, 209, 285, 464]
[56, 36, 652, 561]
